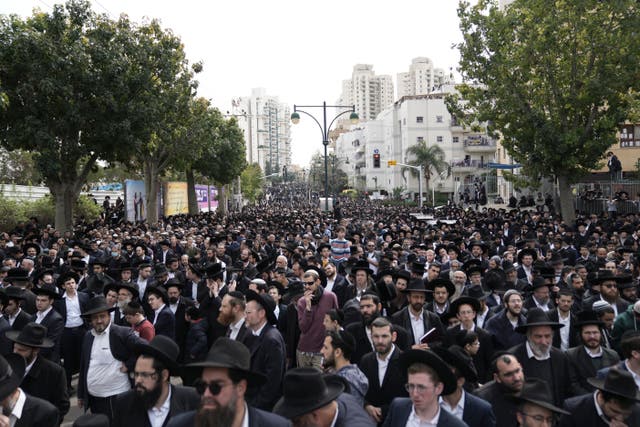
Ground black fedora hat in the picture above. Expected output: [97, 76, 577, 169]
[134, 335, 180, 374]
[4, 268, 30, 283]
[204, 262, 224, 280]
[450, 295, 481, 315]
[515, 307, 564, 333]
[411, 260, 426, 275]
[574, 309, 605, 328]
[466, 284, 491, 300]
[186, 337, 266, 386]
[153, 264, 169, 278]
[351, 259, 373, 276]
[517, 247, 538, 263]
[146, 286, 168, 303]
[273, 368, 344, 419]
[0, 289, 7, 306]
[22, 242, 41, 256]
[468, 240, 488, 252]
[163, 278, 183, 291]
[114, 282, 140, 299]
[591, 270, 631, 285]
[426, 278, 455, 296]
[4, 286, 26, 301]
[402, 278, 432, 294]
[81, 295, 116, 318]
[0, 354, 25, 401]
[245, 290, 278, 325]
[512, 378, 570, 415]
[56, 271, 80, 288]
[89, 257, 109, 268]
[588, 368, 640, 401]
[431, 344, 478, 384]
[394, 269, 412, 282]
[70, 259, 87, 270]
[5, 322, 54, 348]
[256, 255, 277, 275]
[72, 413, 110, 427]
[398, 349, 457, 395]
[32, 283, 62, 300]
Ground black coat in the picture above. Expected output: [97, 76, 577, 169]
[390, 306, 445, 347]
[20, 355, 70, 423]
[53, 291, 90, 320]
[14, 393, 60, 427]
[510, 342, 577, 407]
[548, 309, 579, 350]
[275, 303, 288, 336]
[32, 308, 64, 362]
[358, 347, 408, 423]
[0, 315, 12, 356]
[112, 384, 200, 427]
[345, 321, 410, 365]
[381, 397, 468, 427]
[152, 305, 176, 340]
[11, 309, 31, 331]
[446, 325, 494, 383]
[166, 404, 291, 427]
[334, 392, 377, 427]
[78, 323, 146, 403]
[172, 297, 195, 352]
[566, 345, 620, 395]
[484, 310, 527, 350]
[559, 392, 640, 427]
[474, 381, 518, 427]
[243, 323, 287, 411]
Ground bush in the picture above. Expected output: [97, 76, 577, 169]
[0, 194, 102, 233]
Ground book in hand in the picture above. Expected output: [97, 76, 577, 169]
[420, 327, 442, 344]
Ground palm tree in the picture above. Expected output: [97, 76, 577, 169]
[405, 141, 448, 204]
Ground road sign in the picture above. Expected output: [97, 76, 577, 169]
[387, 160, 397, 166]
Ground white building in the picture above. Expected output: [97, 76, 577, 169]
[230, 88, 291, 174]
[335, 86, 498, 201]
[337, 64, 394, 123]
[397, 57, 453, 99]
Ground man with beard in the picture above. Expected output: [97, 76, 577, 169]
[509, 308, 576, 407]
[549, 289, 579, 351]
[523, 278, 554, 312]
[391, 279, 445, 348]
[113, 282, 139, 326]
[112, 335, 200, 427]
[486, 290, 527, 350]
[584, 271, 630, 317]
[321, 329, 369, 406]
[165, 278, 194, 359]
[167, 337, 289, 427]
[218, 291, 248, 342]
[358, 317, 408, 424]
[474, 353, 525, 427]
[566, 310, 620, 395]
[346, 292, 385, 364]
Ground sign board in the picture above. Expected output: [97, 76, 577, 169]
[387, 160, 397, 166]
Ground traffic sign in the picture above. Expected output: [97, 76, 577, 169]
[387, 160, 397, 166]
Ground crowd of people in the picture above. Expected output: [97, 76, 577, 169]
[1, 186, 640, 426]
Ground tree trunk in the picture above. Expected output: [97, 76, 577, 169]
[217, 185, 227, 216]
[50, 182, 78, 232]
[143, 160, 160, 225]
[557, 175, 575, 224]
[186, 167, 198, 215]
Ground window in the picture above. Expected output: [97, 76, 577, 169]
[416, 116, 424, 123]
[436, 115, 443, 123]
[436, 136, 443, 143]
[453, 136, 459, 143]
[417, 136, 424, 143]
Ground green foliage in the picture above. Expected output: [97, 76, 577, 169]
[391, 186, 406, 201]
[449, 0, 640, 221]
[307, 152, 348, 195]
[0, 148, 43, 185]
[0, 196, 28, 232]
[240, 163, 264, 204]
[405, 141, 448, 202]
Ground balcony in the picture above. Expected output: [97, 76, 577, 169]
[450, 159, 487, 173]
[463, 135, 497, 153]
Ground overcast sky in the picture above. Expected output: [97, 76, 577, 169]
[1, 0, 469, 166]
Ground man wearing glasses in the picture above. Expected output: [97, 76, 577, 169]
[296, 269, 338, 369]
[584, 271, 630, 318]
[167, 337, 289, 427]
[111, 336, 199, 427]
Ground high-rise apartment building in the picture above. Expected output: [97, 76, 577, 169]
[397, 57, 453, 98]
[337, 64, 394, 122]
[230, 88, 291, 174]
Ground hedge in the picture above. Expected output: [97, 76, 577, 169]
[0, 195, 102, 232]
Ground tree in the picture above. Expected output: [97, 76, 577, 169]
[448, 0, 640, 223]
[0, 1, 140, 230]
[405, 141, 448, 204]
[240, 163, 264, 204]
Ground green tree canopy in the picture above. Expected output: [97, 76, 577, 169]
[405, 141, 448, 204]
[448, 0, 640, 222]
[240, 163, 264, 204]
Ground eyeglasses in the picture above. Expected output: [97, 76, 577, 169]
[519, 412, 555, 425]
[303, 281, 315, 286]
[404, 383, 433, 394]
[130, 371, 158, 380]
[193, 379, 232, 396]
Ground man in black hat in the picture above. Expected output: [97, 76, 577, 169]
[77, 296, 146, 422]
[167, 337, 290, 427]
[111, 336, 200, 427]
[446, 295, 495, 383]
[4, 268, 36, 315]
[523, 277, 554, 312]
[566, 310, 620, 395]
[242, 290, 287, 411]
[7, 322, 69, 423]
[383, 349, 467, 427]
[391, 279, 445, 347]
[425, 278, 454, 319]
[31, 283, 63, 362]
[509, 308, 577, 407]
[147, 286, 175, 340]
[274, 367, 373, 427]
[165, 278, 193, 357]
[0, 353, 59, 427]
[3, 287, 31, 331]
[516, 248, 537, 286]
[584, 271, 631, 318]
[513, 378, 570, 427]
[431, 346, 495, 427]
[112, 282, 139, 326]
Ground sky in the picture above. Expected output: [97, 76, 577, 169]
[1, 0, 469, 167]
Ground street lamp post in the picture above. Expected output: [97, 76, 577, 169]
[396, 162, 424, 207]
[291, 102, 358, 211]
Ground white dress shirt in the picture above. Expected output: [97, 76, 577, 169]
[64, 292, 84, 328]
[410, 309, 425, 345]
[407, 404, 440, 427]
[147, 385, 172, 427]
[439, 390, 466, 420]
[7, 387, 27, 427]
[377, 345, 395, 387]
[86, 323, 131, 397]
[229, 317, 245, 340]
[35, 306, 53, 324]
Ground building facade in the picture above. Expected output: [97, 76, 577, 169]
[337, 64, 394, 123]
[231, 88, 291, 174]
[396, 57, 453, 99]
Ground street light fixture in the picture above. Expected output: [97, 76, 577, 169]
[291, 102, 358, 211]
